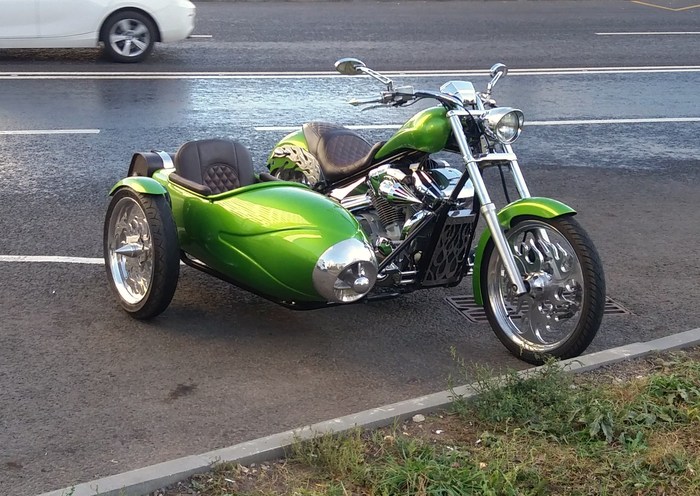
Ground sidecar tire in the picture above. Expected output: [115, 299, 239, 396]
[104, 189, 179, 319]
[480, 215, 605, 365]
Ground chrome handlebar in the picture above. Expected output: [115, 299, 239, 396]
[347, 62, 508, 110]
[348, 86, 416, 109]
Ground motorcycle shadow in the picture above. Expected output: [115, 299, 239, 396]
[147, 267, 423, 340]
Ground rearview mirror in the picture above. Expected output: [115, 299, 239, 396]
[335, 58, 366, 75]
[490, 63, 508, 78]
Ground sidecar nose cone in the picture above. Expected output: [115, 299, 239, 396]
[313, 238, 377, 303]
[352, 276, 371, 294]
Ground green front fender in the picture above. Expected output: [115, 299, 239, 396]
[471, 197, 576, 305]
[109, 176, 168, 196]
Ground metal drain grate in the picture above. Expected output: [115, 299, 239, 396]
[445, 295, 631, 324]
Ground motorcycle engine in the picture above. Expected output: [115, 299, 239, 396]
[344, 164, 474, 274]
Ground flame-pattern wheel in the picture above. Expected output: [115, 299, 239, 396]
[481, 216, 605, 364]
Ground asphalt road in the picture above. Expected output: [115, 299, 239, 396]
[1, 1, 699, 495]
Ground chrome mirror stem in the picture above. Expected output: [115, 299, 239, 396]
[358, 67, 394, 91]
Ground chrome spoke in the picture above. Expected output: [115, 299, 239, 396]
[115, 242, 145, 257]
[121, 40, 133, 55]
[107, 196, 154, 305]
[132, 39, 147, 51]
[116, 20, 132, 33]
[132, 24, 148, 36]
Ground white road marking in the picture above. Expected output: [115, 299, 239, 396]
[255, 117, 700, 132]
[0, 255, 192, 266]
[0, 129, 100, 135]
[596, 32, 700, 35]
[529, 117, 700, 125]
[0, 255, 103, 264]
[188, 34, 213, 38]
[1, 66, 700, 80]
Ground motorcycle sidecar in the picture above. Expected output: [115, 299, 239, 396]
[104, 138, 378, 319]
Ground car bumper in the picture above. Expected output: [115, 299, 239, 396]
[156, 0, 196, 42]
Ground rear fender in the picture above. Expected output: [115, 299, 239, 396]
[471, 197, 576, 305]
[128, 151, 174, 177]
[109, 176, 168, 196]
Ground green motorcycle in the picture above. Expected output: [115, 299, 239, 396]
[266, 58, 606, 364]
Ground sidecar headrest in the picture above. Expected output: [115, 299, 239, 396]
[172, 139, 256, 195]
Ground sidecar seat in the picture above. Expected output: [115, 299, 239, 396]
[170, 139, 256, 196]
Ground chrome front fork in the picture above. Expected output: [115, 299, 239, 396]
[447, 111, 528, 295]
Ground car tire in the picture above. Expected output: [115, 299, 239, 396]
[101, 10, 156, 63]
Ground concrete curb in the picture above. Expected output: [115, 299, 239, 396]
[39, 327, 700, 496]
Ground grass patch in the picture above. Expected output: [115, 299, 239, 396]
[154, 348, 700, 496]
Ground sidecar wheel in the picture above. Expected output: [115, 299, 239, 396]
[104, 189, 179, 319]
[480, 216, 605, 365]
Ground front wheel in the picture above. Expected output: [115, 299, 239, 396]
[104, 189, 179, 319]
[480, 216, 605, 364]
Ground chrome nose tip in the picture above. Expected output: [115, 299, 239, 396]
[352, 276, 371, 294]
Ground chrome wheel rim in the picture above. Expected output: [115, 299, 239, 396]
[108, 18, 150, 58]
[107, 197, 153, 305]
[487, 220, 585, 353]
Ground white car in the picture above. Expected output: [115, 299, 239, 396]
[0, 0, 196, 63]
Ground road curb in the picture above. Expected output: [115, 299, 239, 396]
[39, 327, 700, 496]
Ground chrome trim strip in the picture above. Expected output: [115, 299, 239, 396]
[340, 194, 372, 211]
[447, 109, 486, 118]
[330, 177, 365, 201]
[473, 152, 518, 163]
[155, 150, 174, 169]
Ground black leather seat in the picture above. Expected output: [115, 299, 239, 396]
[303, 122, 384, 183]
[170, 139, 256, 196]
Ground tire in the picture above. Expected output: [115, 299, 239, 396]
[101, 10, 156, 63]
[480, 215, 605, 365]
[104, 188, 179, 319]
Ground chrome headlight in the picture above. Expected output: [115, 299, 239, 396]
[313, 238, 378, 303]
[480, 108, 524, 144]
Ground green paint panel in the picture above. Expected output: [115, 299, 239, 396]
[109, 176, 167, 196]
[157, 174, 365, 302]
[375, 106, 451, 159]
[471, 197, 576, 305]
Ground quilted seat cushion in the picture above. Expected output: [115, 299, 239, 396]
[303, 122, 383, 183]
[173, 139, 256, 195]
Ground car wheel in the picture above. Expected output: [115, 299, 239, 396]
[101, 10, 156, 63]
